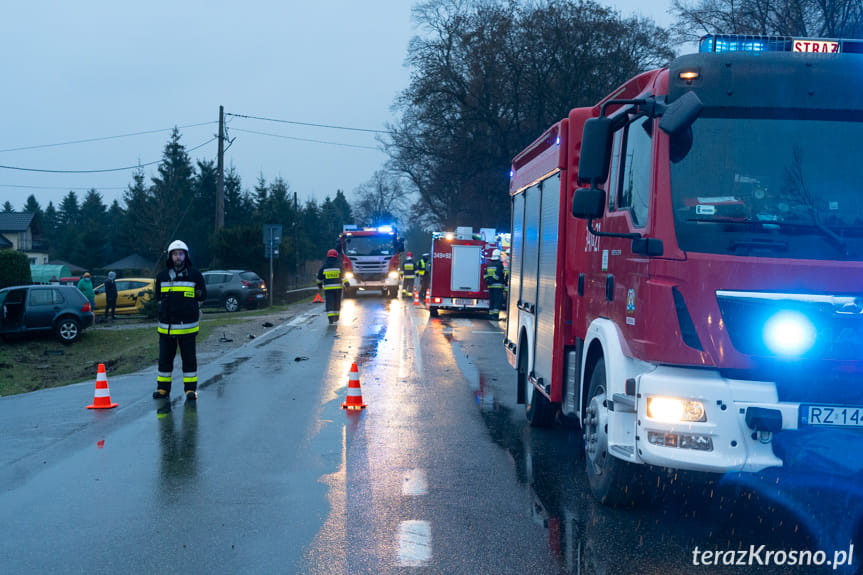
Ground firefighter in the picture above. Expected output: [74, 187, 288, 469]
[152, 240, 207, 403]
[400, 252, 416, 297]
[316, 249, 344, 324]
[418, 253, 430, 303]
[484, 249, 506, 320]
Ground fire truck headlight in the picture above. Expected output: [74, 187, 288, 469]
[647, 396, 707, 423]
[388, 271, 399, 280]
[763, 310, 816, 356]
[345, 272, 354, 280]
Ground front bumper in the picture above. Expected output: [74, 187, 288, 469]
[628, 366, 804, 473]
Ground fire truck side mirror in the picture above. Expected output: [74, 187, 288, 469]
[658, 90, 703, 136]
[577, 116, 613, 185]
[572, 187, 606, 220]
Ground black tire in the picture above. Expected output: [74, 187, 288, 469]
[583, 358, 645, 506]
[428, 307, 438, 317]
[521, 344, 554, 427]
[224, 295, 241, 312]
[55, 317, 81, 344]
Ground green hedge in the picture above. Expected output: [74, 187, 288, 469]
[0, 251, 33, 289]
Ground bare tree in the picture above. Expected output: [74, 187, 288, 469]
[352, 170, 411, 228]
[386, 0, 674, 231]
[669, 0, 863, 43]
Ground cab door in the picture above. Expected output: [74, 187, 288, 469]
[601, 114, 652, 340]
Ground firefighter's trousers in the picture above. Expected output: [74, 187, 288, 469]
[157, 332, 198, 393]
[488, 286, 504, 318]
[401, 277, 415, 296]
[325, 289, 342, 323]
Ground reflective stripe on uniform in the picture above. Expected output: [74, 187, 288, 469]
[157, 374, 172, 383]
[158, 321, 200, 335]
[324, 270, 340, 279]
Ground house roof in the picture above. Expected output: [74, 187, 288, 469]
[0, 212, 35, 232]
[105, 254, 159, 271]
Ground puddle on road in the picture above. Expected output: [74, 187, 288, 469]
[442, 327, 825, 574]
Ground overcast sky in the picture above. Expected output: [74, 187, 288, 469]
[0, 0, 673, 212]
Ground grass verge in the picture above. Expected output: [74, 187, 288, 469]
[0, 305, 293, 397]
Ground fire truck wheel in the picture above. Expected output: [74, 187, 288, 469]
[584, 358, 645, 506]
[521, 345, 554, 427]
[429, 307, 438, 317]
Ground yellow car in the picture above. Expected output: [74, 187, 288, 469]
[94, 278, 155, 315]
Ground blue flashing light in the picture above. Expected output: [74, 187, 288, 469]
[509, 169, 514, 178]
[555, 136, 561, 146]
[377, 225, 394, 234]
[763, 310, 817, 356]
[700, 34, 863, 54]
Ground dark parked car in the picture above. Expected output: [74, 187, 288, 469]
[0, 284, 95, 344]
[202, 270, 267, 312]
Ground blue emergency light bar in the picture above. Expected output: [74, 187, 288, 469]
[699, 34, 863, 54]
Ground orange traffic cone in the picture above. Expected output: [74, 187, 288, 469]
[86, 363, 118, 409]
[425, 290, 430, 306]
[312, 292, 323, 303]
[341, 363, 367, 410]
[413, 288, 419, 305]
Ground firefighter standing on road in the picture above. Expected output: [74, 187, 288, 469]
[317, 249, 344, 324]
[152, 240, 207, 403]
[484, 249, 506, 320]
[417, 253, 430, 303]
[400, 252, 416, 297]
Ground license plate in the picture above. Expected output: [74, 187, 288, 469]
[800, 405, 863, 428]
[256, 294, 264, 299]
[453, 298, 473, 306]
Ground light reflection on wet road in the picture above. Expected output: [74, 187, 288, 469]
[1, 297, 861, 574]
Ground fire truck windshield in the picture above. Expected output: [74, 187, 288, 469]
[670, 113, 863, 260]
[344, 235, 394, 256]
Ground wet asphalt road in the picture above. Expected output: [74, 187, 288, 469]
[1, 295, 861, 574]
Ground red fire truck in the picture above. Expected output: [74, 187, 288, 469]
[504, 35, 863, 505]
[427, 227, 497, 317]
[338, 225, 402, 298]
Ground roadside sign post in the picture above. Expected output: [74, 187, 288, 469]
[263, 224, 282, 308]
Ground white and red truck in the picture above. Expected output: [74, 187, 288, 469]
[338, 225, 402, 298]
[505, 34, 863, 505]
[427, 227, 497, 317]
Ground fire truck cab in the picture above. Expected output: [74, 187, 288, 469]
[338, 225, 402, 298]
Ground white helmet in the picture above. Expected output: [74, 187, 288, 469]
[492, 249, 501, 260]
[168, 240, 189, 255]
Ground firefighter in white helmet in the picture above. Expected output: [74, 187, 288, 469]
[484, 248, 506, 320]
[152, 240, 207, 403]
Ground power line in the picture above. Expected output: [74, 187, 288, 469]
[0, 138, 216, 174]
[0, 184, 127, 190]
[0, 121, 217, 154]
[226, 112, 390, 134]
[231, 128, 380, 150]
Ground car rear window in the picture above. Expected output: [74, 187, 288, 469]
[239, 272, 260, 281]
[29, 289, 54, 306]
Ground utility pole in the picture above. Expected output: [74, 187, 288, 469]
[215, 105, 225, 231]
[294, 191, 300, 287]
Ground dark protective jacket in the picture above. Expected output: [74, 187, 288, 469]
[155, 256, 207, 336]
[401, 258, 415, 279]
[105, 278, 118, 301]
[484, 260, 506, 289]
[316, 256, 344, 290]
